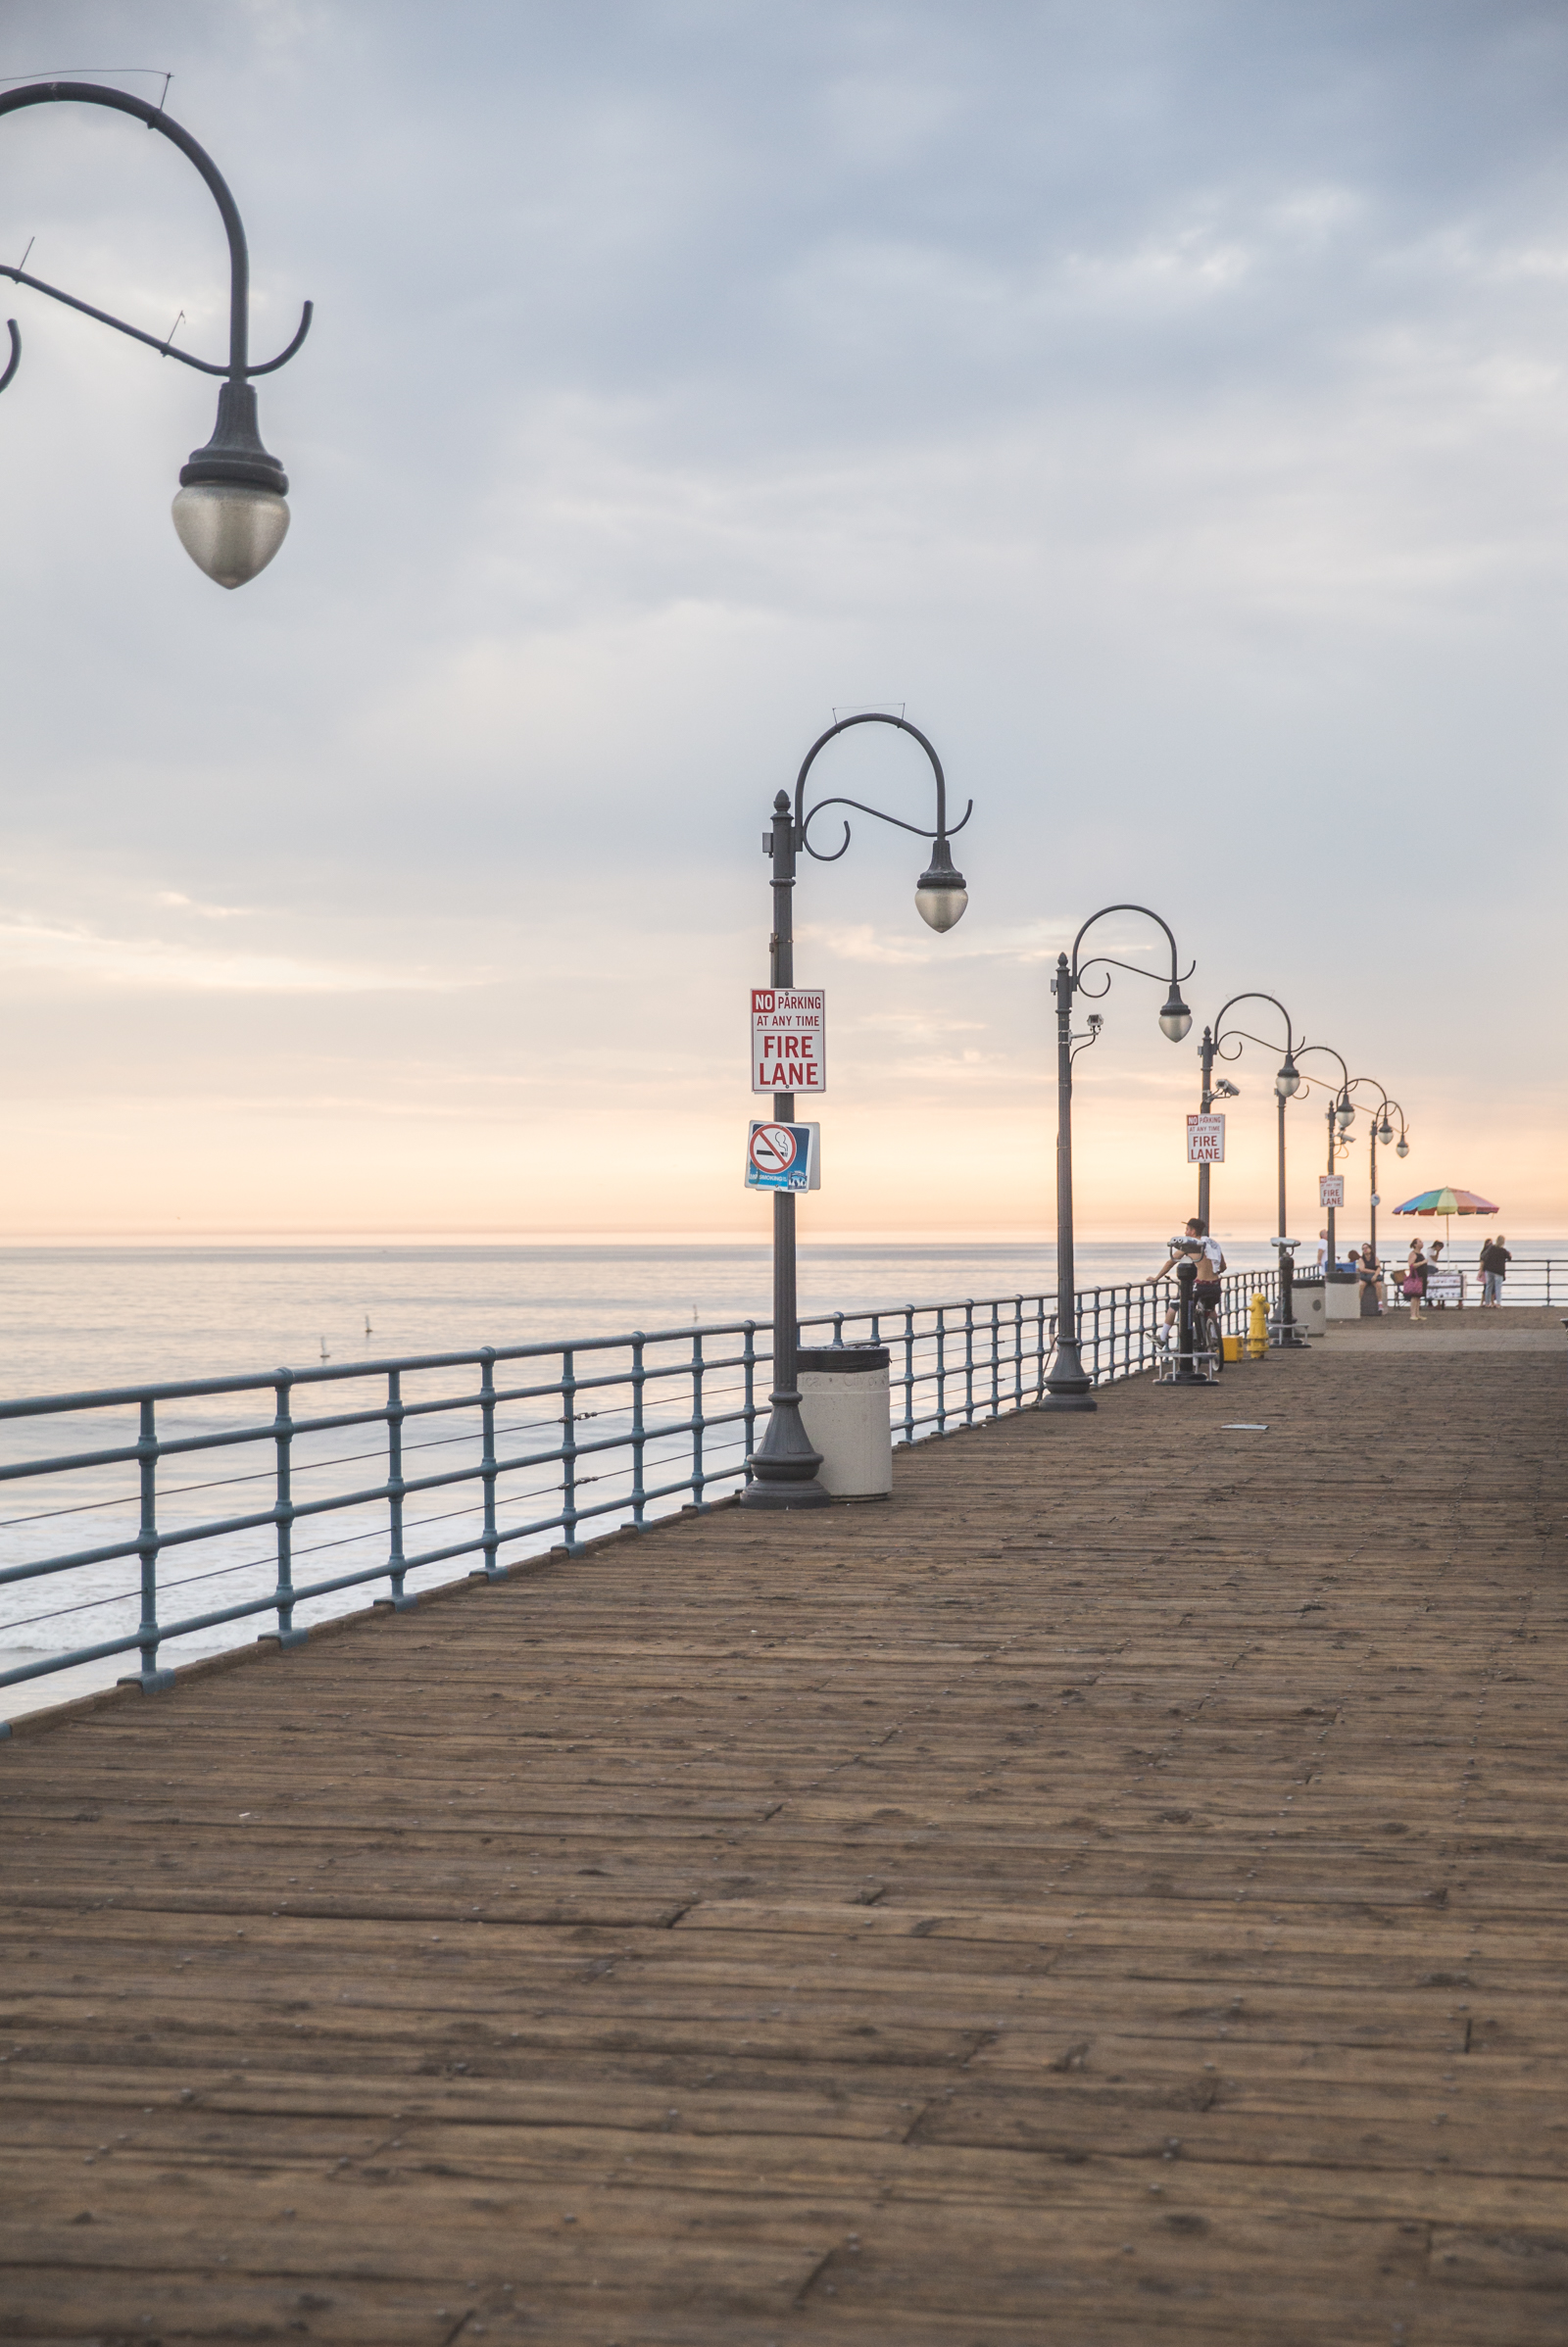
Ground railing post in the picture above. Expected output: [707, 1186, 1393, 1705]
[936, 1306, 949, 1433]
[633, 1333, 651, 1518]
[903, 1307, 915, 1443]
[562, 1348, 581, 1552]
[118, 1395, 173, 1692]
[382, 1367, 415, 1609]
[264, 1368, 307, 1647]
[475, 1347, 501, 1581]
[963, 1299, 975, 1426]
[690, 1330, 710, 1511]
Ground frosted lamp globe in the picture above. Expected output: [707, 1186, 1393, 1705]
[1158, 988, 1192, 1043]
[915, 881, 968, 932]
[172, 482, 290, 588]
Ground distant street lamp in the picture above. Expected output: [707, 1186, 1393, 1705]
[1348, 1079, 1410, 1271]
[1296, 1045, 1357, 1270]
[0, 80, 312, 586]
[1196, 994, 1307, 1345]
[742, 714, 970, 1508]
[1044, 907, 1192, 1410]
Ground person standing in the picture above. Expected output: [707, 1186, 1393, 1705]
[1402, 1238, 1429, 1320]
[1479, 1233, 1511, 1307]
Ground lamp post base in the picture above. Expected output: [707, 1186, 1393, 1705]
[740, 1475, 832, 1507]
[740, 1394, 833, 1508]
[1039, 1338, 1098, 1414]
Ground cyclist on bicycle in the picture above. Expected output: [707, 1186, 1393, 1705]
[1151, 1218, 1227, 1368]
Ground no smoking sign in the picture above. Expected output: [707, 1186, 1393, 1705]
[745, 1120, 820, 1193]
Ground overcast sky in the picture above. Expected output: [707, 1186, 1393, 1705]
[1, 0, 1564, 1241]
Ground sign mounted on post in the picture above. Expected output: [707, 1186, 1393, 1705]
[745, 1121, 820, 1194]
[1319, 1174, 1346, 1209]
[752, 988, 825, 1096]
[1187, 1113, 1225, 1163]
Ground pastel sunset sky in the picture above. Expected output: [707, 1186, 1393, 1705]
[1, 2, 1563, 1241]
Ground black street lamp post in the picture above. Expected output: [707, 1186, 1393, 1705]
[0, 80, 312, 586]
[1193, 1023, 1241, 1230]
[1198, 994, 1308, 1346]
[741, 714, 970, 1508]
[1348, 1081, 1409, 1270]
[1044, 907, 1193, 1410]
[1296, 1046, 1356, 1270]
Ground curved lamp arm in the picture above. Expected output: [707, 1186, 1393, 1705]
[1296, 1042, 1350, 1094]
[0, 81, 309, 587]
[1348, 1076, 1407, 1134]
[0, 80, 312, 391]
[795, 711, 972, 859]
[1061, 904, 1192, 1041]
[1070, 903, 1193, 993]
[1297, 1045, 1360, 1160]
[1212, 991, 1302, 1056]
[793, 711, 972, 932]
[0, 318, 18, 394]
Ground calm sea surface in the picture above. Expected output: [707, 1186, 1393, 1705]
[7, 1232, 1549, 1400]
[3, 1237, 1557, 1728]
[0, 1237, 1280, 1399]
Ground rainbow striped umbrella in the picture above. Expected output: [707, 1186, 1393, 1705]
[1393, 1187, 1498, 1247]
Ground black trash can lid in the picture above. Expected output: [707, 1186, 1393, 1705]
[796, 1344, 890, 1373]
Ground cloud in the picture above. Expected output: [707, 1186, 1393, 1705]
[0, 916, 479, 996]
[0, 0, 1565, 1237]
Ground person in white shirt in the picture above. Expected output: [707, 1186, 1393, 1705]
[1316, 1229, 1330, 1270]
[1151, 1219, 1227, 1362]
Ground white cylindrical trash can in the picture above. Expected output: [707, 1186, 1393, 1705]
[795, 1344, 893, 1500]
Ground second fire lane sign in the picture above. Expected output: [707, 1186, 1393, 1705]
[1187, 1113, 1226, 1163]
[752, 987, 825, 1095]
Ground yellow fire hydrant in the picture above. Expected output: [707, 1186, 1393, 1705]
[1248, 1291, 1270, 1359]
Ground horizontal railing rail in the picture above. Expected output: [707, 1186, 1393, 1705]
[0, 1267, 1281, 1722]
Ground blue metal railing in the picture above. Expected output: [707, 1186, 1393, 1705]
[0, 1268, 1277, 1724]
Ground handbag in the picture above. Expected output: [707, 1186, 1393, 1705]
[1400, 1275, 1421, 1298]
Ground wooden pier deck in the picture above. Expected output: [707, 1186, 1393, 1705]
[2, 1309, 1566, 2345]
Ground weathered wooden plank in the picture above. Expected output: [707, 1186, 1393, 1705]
[1, 1320, 1566, 2340]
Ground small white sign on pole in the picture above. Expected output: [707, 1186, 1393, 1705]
[1187, 1113, 1225, 1164]
[751, 988, 826, 1096]
[1319, 1174, 1346, 1209]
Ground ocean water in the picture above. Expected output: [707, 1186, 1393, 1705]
[2, 1238, 1559, 1729]
[7, 1231, 1552, 1401]
[0, 1236, 1283, 1401]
